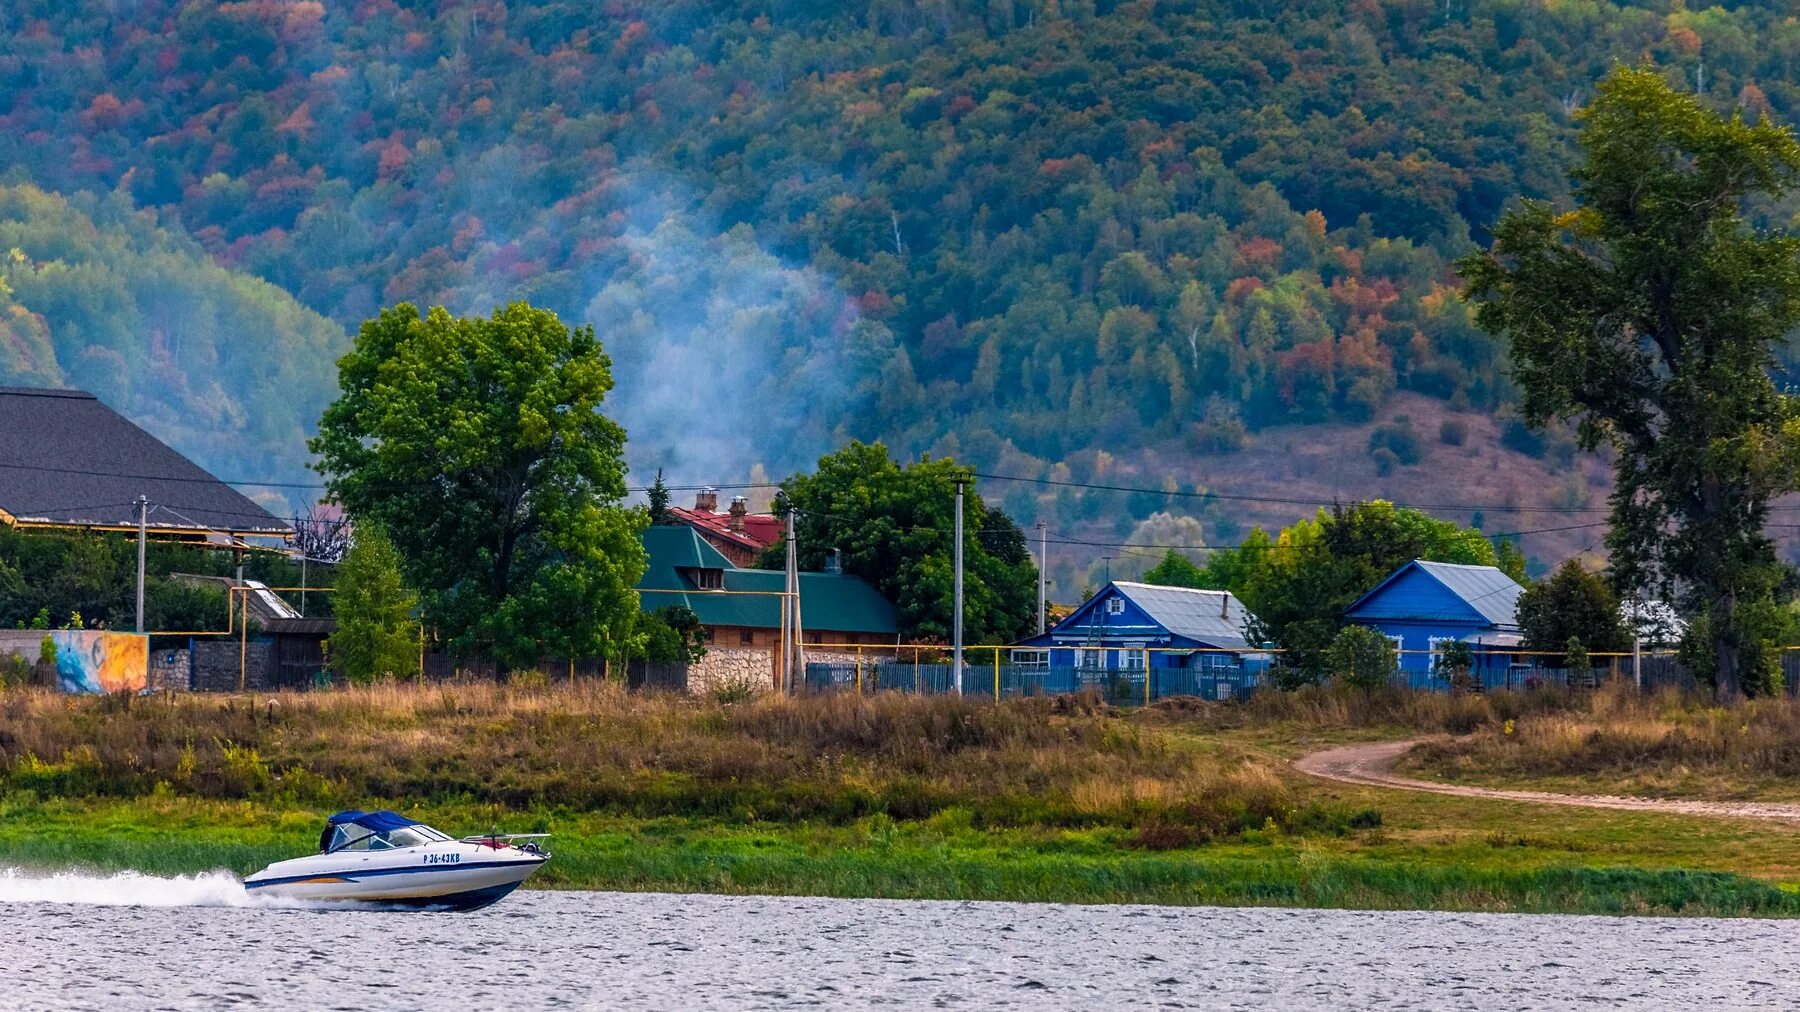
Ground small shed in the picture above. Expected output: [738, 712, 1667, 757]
[1342, 560, 1525, 675]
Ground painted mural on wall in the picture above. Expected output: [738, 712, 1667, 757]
[0, 630, 148, 693]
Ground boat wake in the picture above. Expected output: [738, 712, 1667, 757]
[0, 867, 340, 910]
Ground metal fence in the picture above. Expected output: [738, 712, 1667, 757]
[802, 661, 1265, 703]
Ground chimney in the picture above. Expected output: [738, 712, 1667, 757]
[728, 496, 748, 532]
[824, 548, 843, 575]
[694, 487, 719, 513]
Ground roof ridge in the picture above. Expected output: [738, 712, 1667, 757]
[1414, 559, 1501, 570]
[0, 386, 97, 399]
[1114, 580, 1227, 593]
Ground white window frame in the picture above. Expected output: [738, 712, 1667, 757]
[1105, 597, 1125, 616]
[1117, 648, 1146, 670]
[1076, 648, 1104, 669]
[1010, 649, 1049, 668]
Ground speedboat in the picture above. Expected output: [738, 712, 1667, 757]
[243, 810, 549, 911]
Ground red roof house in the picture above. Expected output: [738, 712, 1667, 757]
[668, 488, 782, 567]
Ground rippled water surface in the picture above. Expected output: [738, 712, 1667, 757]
[0, 870, 1790, 1009]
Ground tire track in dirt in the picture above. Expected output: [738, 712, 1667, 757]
[1293, 739, 1800, 823]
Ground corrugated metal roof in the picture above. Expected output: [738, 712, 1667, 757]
[1409, 560, 1523, 628]
[1111, 582, 1255, 650]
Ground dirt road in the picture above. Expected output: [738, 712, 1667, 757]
[1293, 739, 1800, 823]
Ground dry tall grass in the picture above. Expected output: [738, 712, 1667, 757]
[1409, 681, 1800, 791]
[0, 682, 1361, 834]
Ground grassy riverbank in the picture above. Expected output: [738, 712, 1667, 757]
[4, 683, 1800, 916]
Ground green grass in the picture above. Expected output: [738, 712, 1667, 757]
[6, 794, 1800, 917]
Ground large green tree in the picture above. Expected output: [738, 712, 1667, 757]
[311, 302, 647, 669]
[1460, 67, 1800, 699]
[763, 442, 1037, 643]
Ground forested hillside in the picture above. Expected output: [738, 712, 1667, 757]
[2, 1, 1798, 539]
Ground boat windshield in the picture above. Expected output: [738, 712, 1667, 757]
[327, 823, 452, 853]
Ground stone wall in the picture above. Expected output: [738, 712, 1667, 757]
[192, 640, 272, 692]
[149, 647, 191, 692]
[687, 646, 773, 695]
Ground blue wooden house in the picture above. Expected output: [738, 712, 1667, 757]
[1342, 560, 1525, 685]
[1011, 581, 1267, 699]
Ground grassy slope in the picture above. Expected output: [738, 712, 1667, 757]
[5, 684, 1800, 917]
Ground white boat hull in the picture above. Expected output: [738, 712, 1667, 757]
[244, 840, 548, 911]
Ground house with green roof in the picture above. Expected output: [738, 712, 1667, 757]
[637, 526, 900, 688]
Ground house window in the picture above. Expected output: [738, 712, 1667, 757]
[1105, 597, 1125, 616]
[1388, 635, 1404, 654]
[1076, 648, 1104, 670]
[739, 628, 754, 646]
[1202, 652, 1232, 669]
[1118, 649, 1146, 669]
[694, 568, 723, 590]
[1011, 649, 1049, 668]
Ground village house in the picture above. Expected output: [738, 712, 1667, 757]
[1342, 559, 1525, 685]
[667, 488, 783, 567]
[1010, 581, 1267, 700]
[636, 525, 899, 692]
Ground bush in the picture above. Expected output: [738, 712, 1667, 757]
[1371, 446, 1399, 476]
[1439, 419, 1468, 446]
[1432, 640, 1477, 695]
[1327, 625, 1396, 691]
[1367, 416, 1423, 466]
[1188, 398, 1248, 454]
[1500, 416, 1546, 457]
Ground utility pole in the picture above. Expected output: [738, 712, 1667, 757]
[1631, 600, 1642, 690]
[1036, 520, 1048, 635]
[134, 495, 148, 634]
[785, 509, 801, 692]
[953, 483, 964, 695]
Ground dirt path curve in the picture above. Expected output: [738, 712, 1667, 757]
[1293, 739, 1800, 824]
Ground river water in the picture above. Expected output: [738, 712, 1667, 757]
[0, 868, 1790, 1009]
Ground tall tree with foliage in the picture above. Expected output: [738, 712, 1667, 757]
[311, 302, 647, 670]
[1517, 560, 1629, 661]
[327, 525, 419, 683]
[1461, 67, 1800, 699]
[762, 442, 1037, 642]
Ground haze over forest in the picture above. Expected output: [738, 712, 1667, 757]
[4, 0, 1799, 589]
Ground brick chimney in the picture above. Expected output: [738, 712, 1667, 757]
[694, 487, 719, 513]
[727, 496, 748, 532]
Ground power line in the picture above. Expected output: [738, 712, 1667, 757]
[1040, 521, 1606, 555]
[970, 469, 1624, 514]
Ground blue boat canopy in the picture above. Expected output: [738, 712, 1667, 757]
[327, 810, 422, 833]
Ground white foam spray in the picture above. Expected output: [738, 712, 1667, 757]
[0, 867, 331, 909]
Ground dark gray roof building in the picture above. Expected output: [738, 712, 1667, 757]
[0, 387, 289, 538]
